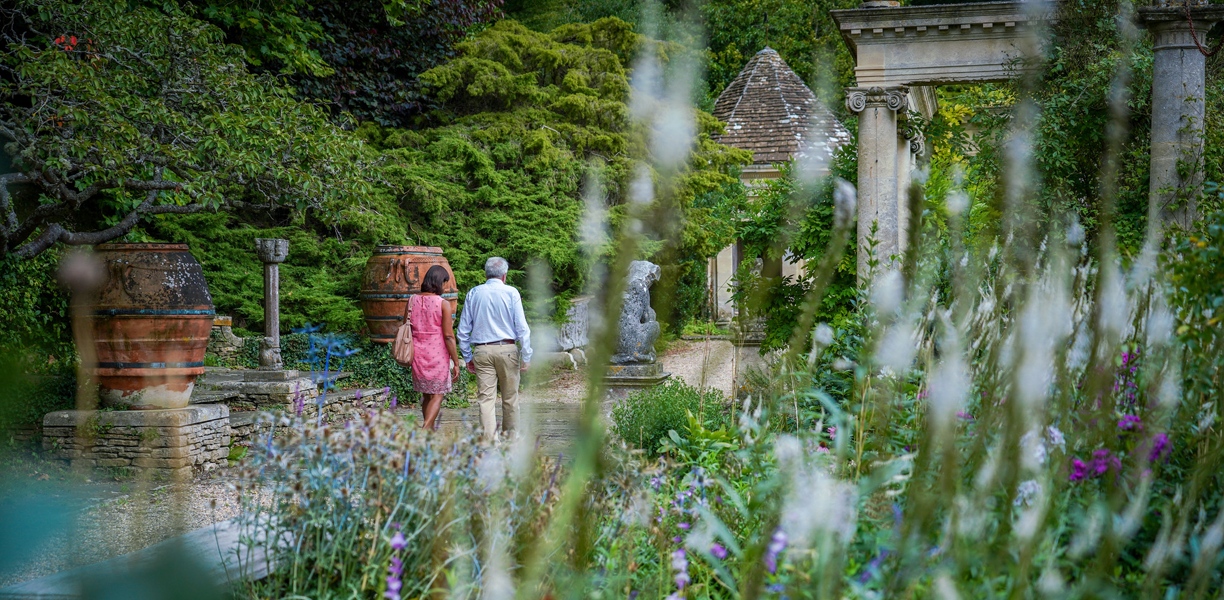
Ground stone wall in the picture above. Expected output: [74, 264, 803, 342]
[207, 316, 245, 360]
[229, 386, 392, 445]
[42, 405, 230, 478]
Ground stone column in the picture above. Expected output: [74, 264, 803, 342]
[255, 238, 289, 370]
[900, 122, 926, 256]
[847, 86, 909, 279]
[1139, 5, 1224, 229]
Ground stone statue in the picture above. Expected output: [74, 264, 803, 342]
[611, 261, 662, 364]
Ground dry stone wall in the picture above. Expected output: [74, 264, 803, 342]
[42, 405, 230, 478]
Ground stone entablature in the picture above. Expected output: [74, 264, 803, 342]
[832, 1, 1054, 87]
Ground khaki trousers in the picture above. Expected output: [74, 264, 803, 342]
[472, 344, 520, 440]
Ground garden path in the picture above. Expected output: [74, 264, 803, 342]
[428, 339, 739, 455]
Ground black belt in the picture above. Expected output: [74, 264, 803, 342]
[475, 339, 516, 346]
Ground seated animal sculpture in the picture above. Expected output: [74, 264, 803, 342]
[611, 261, 662, 364]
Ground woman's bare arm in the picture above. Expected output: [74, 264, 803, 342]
[442, 301, 460, 364]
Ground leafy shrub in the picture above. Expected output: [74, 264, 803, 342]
[227, 332, 471, 408]
[610, 379, 724, 454]
[1166, 200, 1224, 405]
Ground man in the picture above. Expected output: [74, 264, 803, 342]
[457, 257, 532, 441]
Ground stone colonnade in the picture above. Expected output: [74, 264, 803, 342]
[840, 2, 1224, 280]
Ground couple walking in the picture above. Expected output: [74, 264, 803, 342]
[406, 257, 532, 440]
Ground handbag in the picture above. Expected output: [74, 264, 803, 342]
[391, 295, 414, 368]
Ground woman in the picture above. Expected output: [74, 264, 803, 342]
[408, 265, 462, 430]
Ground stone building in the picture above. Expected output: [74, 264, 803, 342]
[708, 48, 853, 320]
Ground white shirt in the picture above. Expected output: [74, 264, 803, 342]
[457, 278, 532, 364]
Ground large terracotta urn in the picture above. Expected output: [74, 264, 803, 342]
[360, 245, 458, 343]
[90, 244, 214, 409]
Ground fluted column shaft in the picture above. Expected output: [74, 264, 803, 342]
[847, 86, 909, 280]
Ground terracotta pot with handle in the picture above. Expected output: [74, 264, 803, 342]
[360, 245, 458, 343]
[90, 243, 214, 409]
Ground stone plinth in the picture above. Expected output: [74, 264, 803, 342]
[605, 362, 672, 402]
[195, 368, 319, 407]
[42, 405, 230, 478]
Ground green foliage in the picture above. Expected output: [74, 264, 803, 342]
[731, 156, 859, 351]
[1166, 201, 1224, 405]
[700, 0, 859, 109]
[0, 367, 74, 432]
[610, 379, 724, 455]
[149, 212, 378, 333]
[0, 0, 374, 258]
[368, 18, 748, 308]
[0, 251, 72, 367]
[235, 0, 502, 127]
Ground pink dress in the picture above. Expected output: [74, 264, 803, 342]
[409, 295, 452, 394]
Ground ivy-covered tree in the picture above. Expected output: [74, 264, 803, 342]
[0, 0, 375, 258]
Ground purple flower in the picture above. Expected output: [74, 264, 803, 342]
[385, 575, 402, 593]
[388, 555, 403, 576]
[767, 583, 786, 593]
[650, 476, 662, 490]
[765, 529, 787, 574]
[710, 543, 728, 559]
[671, 548, 690, 589]
[957, 411, 974, 420]
[390, 532, 407, 550]
[677, 522, 690, 530]
[1089, 449, 1120, 476]
[672, 536, 682, 543]
[1148, 433, 1170, 462]
[1069, 458, 1088, 482]
[1118, 415, 1143, 432]
[826, 426, 837, 439]
[390, 394, 398, 410]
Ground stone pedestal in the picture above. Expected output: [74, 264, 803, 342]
[255, 238, 289, 370]
[42, 405, 230, 478]
[1138, 5, 1224, 229]
[846, 86, 910, 279]
[605, 362, 672, 402]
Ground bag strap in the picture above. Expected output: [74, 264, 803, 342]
[402, 295, 414, 324]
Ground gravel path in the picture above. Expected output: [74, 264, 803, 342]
[0, 463, 244, 589]
[521, 339, 737, 403]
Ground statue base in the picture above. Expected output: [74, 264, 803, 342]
[605, 362, 671, 403]
[244, 369, 301, 382]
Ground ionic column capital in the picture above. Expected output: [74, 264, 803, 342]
[902, 122, 926, 156]
[845, 86, 909, 114]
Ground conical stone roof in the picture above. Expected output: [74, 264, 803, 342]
[712, 48, 852, 167]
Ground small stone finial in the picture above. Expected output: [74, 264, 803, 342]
[255, 238, 289, 264]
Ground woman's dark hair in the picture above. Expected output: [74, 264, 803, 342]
[420, 265, 450, 295]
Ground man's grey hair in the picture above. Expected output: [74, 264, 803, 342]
[484, 257, 509, 278]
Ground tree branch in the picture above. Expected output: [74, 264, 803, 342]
[11, 172, 209, 258]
